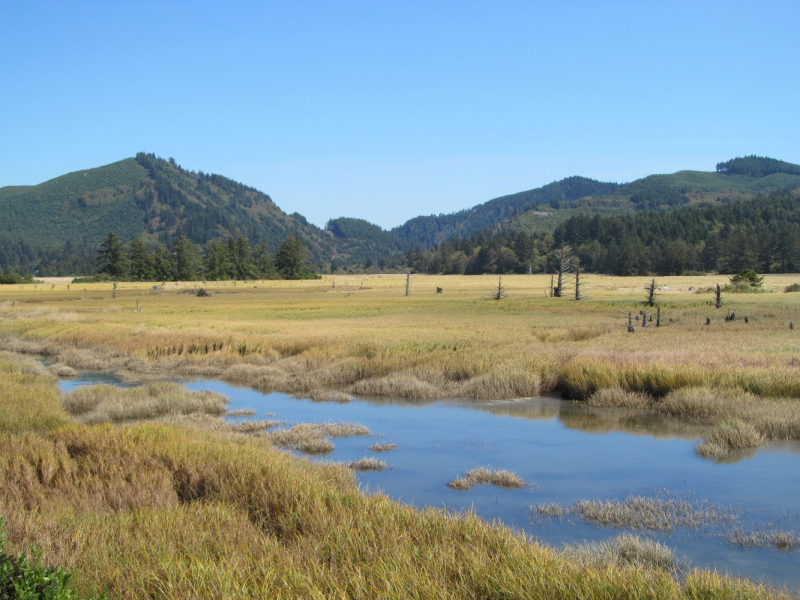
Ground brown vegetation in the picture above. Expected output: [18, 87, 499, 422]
[448, 467, 527, 491]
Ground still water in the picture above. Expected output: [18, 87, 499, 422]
[59, 375, 800, 589]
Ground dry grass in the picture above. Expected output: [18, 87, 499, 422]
[726, 527, 800, 552]
[61, 382, 229, 424]
[537, 495, 732, 533]
[0, 353, 68, 433]
[562, 534, 682, 575]
[533, 503, 567, 520]
[226, 408, 256, 416]
[304, 388, 353, 403]
[448, 467, 527, 491]
[261, 421, 372, 454]
[343, 457, 389, 471]
[696, 420, 765, 460]
[367, 443, 398, 452]
[0, 355, 790, 599]
[586, 386, 653, 409]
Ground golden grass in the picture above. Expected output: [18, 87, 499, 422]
[342, 457, 389, 471]
[0, 352, 68, 433]
[2, 274, 798, 405]
[260, 421, 372, 454]
[447, 467, 527, 490]
[726, 527, 800, 552]
[61, 382, 228, 424]
[569, 496, 730, 532]
[0, 354, 791, 599]
[562, 533, 682, 575]
[367, 443, 398, 452]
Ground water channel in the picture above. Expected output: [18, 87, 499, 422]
[58, 373, 800, 589]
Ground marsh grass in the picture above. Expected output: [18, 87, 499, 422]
[61, 382, 229, 424]
[696, 420, 765, 460]
[537, 496, 732, 533]
[586, 386, 653, 409]
[562, 534, 682, 575]
[0, 353, 790, 599]
[726, 527, 800, 552]
[448, 467, 527, 491]
[534, 503, 567, 520]
[367, 443, 398, 452]
[226, 408, 256, 416]
[261, 421, 371, 454]
[304, 388, 353, 403]
[343, 457, 389, 471]
[0, 354, 67, 433]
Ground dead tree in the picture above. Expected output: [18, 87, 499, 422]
[575, 268, 585, 300]
[715, 284, 722, 309]
[644, 279, 657, 306]
[405, 273, 411, 297]
[112, 281, 117, 299]
[491, 276, 507, 300]
[553, 245, 575, 298]
[627, 313, 635, 333]
[656, 306, 661, 327]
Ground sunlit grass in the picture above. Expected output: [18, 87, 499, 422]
[0, 349, 791, 598]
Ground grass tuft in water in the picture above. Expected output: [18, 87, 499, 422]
[725, 527, 800, 552]
[448, 467, 527, 490]
[261, 421, 371, 454]
[367, 443, 398, 452]
[343, 457, 389, 471]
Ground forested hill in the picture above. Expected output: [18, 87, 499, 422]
[0, 154, 405, 276]
[395, 156, 800, 248]
[392, 176, 620, 247]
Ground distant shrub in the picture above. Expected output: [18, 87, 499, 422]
[0, 273, 34, 284]
[72, 274, 113, 283]
[784, 283, 800, 293]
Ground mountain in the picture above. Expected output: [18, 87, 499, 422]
[2, 153, 798, 277]
[0, 153, 404, 276]
[391, 176, 621, 247]
[393, 156, 800, 248]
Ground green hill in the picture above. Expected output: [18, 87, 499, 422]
[0, 154, 405, 276]
[3, 153, 799, 276]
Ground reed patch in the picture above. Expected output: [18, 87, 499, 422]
[448, 467, 527, 490]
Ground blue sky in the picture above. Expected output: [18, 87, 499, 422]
[2, 1, 798, 229]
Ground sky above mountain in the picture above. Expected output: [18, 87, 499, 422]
[2, 1, 798, 229]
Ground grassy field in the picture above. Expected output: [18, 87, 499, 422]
[0, 351, 790, 599]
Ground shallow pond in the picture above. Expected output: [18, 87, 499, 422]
[59, 375, 800, 589]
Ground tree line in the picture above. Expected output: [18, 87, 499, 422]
[404, 192, 800, 276]
[96, 232, 316, 281]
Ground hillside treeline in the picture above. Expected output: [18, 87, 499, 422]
[716, 155, 800, 178]
[405, 192, 800, 276]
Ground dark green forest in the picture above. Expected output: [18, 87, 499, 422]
[94, 231, 317, 282]
[405, 191, 800, 276]
[716, 155, 800, 178]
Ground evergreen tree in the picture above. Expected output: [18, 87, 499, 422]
[97, 231, 129, 277]
[204, 240, 233, 280]
[153, 244, 174, 281]
[173, 235, 200, 281]
[128, 238, 155, 281]
[253, 242, 278, 279]
[275, 236, 309, 279]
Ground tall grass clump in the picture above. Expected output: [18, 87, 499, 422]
[448, 467, 527, 491]
[0, 353, 67, 433]
[562, 533, 681, 575]
[784, 283, 800, 293]
[261, 421, 371, 454]
[696, 420, 765, 460]
[61, 382, 228, 424]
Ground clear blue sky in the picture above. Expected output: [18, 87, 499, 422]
[2, 1, 798, 229]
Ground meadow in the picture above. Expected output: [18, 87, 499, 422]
[1, 273, 800, 597]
